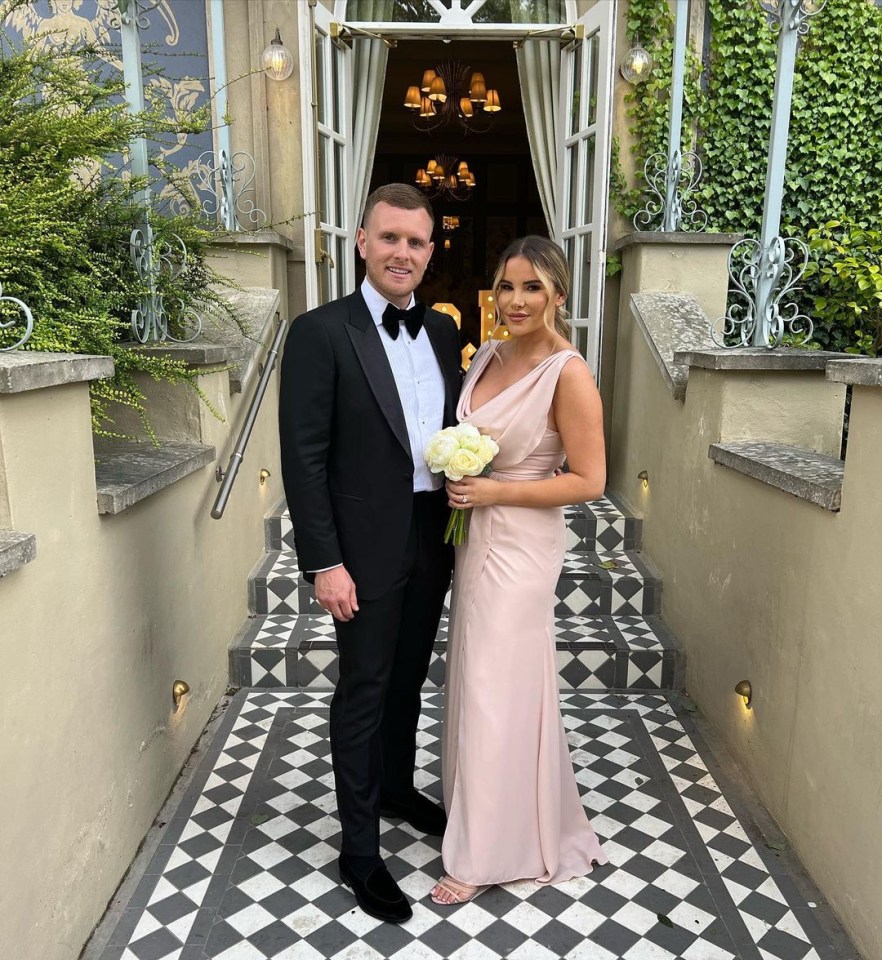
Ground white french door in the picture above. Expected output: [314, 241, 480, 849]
[557, 2, 615, 379]
[300, 2, 354, 308]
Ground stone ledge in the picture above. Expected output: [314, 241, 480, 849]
[0, 530, 36, 577]
[630, 293, 716, 400]
[210, 229, 297, 252]
[675, 347, 852, 372]
[209, 287, 281, 394]
[0, 351, 114, 394]
[708, 441, 843, 511]
[121, 342, 235, 366]
[94, 440, 215, 515]
[825, 358, 882, 387]
[614, 230, 743, 252]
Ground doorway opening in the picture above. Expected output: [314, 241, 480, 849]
[364, 39, 547, 356]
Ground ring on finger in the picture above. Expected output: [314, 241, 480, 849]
[462, 494, 469, 504]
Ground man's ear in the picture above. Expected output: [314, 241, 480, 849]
[356, 227, 366, 259]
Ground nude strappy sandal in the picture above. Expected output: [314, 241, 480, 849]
[430, 875, 485, 906]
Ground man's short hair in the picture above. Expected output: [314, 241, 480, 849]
[362, 184, 435, 229]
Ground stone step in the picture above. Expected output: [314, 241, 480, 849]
[230, 611, 684, 692]
[266, 494, 642, 555]
[249, 548, 661, 618]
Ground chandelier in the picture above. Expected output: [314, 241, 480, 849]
[403, 61, 501, 134]
[415, 155, 475, 202]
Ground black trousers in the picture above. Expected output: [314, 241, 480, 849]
[330, 490, 453, 857]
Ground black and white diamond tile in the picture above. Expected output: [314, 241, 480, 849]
[270, 495, 640, 557]
[555, 576, 659, 618]
[254, 551, 660, 618]
[98, 690, 845, 960]
[231, 614, 682, 691]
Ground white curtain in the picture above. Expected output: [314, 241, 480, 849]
[349, 0, 393, 230]
[511, 1, 565, 237]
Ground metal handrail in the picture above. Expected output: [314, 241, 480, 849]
[211, 313, 288, 519]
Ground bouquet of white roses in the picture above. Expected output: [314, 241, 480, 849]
[424, 423, 499, 545]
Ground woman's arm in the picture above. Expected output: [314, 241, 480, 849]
[446, 358, 606, 510]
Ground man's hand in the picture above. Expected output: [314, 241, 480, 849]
[315, 566, 359, 621]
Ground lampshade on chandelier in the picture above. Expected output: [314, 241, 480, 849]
[404, 61, 501, 134]
[415, 155, 475, 201]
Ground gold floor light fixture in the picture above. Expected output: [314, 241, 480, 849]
[173, 680, 190, 710]
[735, 679, 752, 707]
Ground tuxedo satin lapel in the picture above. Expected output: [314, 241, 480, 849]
[344, 294, 411, 458]
[424, 310, 460, 426]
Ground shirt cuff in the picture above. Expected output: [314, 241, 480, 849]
[308, 563, 343, 574]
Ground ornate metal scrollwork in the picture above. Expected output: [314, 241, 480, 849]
[758, 0, 827, 36]
[0, 282, 35, 352]
[129, 215, 202, 344]
[98, 0, 166, 31]
[634, 149, 707, 233]
[711, 236, 812, 349]
[195, 149, 266, 232]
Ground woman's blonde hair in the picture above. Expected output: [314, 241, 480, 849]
[491, 235, 571, 338]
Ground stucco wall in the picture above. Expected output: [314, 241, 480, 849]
[0, 362, 284, 960]
[608, 269, 882, 958]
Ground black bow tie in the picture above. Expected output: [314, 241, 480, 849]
[382, 301, 426, 341]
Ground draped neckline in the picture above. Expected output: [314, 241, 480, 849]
[465, 340, 580, 417]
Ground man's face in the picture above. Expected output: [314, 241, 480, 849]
[356, 202, 434, 309]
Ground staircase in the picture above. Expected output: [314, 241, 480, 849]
[91, 497, 852, 960]
[229, 494, 686, 696]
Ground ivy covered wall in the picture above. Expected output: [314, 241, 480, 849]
[615, 0, 882, 354]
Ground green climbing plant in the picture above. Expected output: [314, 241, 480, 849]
[0, 15, 241, 437]
[614, 0, 882, 354]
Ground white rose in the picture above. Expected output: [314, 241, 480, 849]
[446, 448, 485, 481]
[455, 423, 482, 452]
[424, 431, 460, 472]
[476, 435, 499, 464]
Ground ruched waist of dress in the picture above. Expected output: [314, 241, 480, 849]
[491, 468, 558, 482]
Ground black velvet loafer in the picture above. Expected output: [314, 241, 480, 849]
[380, 791, 447, 837]
[338, 857, 413, 924]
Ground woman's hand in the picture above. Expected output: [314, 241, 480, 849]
[446, 476, 501, 509]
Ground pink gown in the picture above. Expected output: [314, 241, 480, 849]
[441, 340, 608, 886]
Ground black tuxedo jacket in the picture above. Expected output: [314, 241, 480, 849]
[278, 289, 462, 600]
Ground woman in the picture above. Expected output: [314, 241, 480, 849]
[431, 236, 608, 905]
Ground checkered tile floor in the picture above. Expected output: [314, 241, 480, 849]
[98, 690, 844, 960]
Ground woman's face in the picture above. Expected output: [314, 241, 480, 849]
[496, 255, 561, 337]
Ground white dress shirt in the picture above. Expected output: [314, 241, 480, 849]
[310, 280, 447, 573]
[360, 278, 446, 493]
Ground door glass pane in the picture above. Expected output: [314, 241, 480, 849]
[315, 34, 327, 127]
[335, 141, 346, 228]
[481, 0, 566, 22]
[588, 32, 599, 126]
[568, 143, 580, 230]
[582, 136, 596, 227]
[562, 237, 575, 278]
[579, 232, 593, 319]
[569, 42, 583, 137]
[348, 0, 566, 23]
[317, 135, 329, 222]
[336, 235, 347, 292]
[572, 324, 589, 355]
[332, 42, 342, 133]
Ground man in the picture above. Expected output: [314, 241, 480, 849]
[278, 184, 461, 923]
